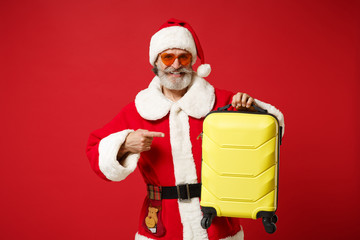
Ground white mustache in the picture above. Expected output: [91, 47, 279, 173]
[163, 67, 193, 74]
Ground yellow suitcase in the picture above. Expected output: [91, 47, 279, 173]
[200, 104, 282, 233]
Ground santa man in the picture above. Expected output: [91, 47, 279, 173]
[86, 18, 285, 240]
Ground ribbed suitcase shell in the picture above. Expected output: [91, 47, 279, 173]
[200, 111, 280, 221]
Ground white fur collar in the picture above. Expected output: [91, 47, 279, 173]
[135, 75, 215, 120]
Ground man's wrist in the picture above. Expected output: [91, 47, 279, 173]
[117, 145, 130, 164]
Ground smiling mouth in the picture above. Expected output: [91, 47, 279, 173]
[167, 71, 185, 77]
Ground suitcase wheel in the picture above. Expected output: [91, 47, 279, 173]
[200, 207, 217, 229]
[271, 214, 278, 224]
[262, 215, 277, 234]
[201, 216, 212, 229]
[264, 222, 277, 234]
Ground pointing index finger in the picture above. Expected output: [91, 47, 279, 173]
[143, 131, 165, 138]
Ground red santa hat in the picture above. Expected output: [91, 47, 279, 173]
[149, 18, 211, 78]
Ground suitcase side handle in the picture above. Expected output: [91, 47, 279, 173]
[217, 104, 268, 113]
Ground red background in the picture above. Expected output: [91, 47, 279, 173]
[1, 0, 359, 239]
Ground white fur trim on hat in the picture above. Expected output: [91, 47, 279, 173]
[98, 130, 140, 181]
[149, 26, 197, 66]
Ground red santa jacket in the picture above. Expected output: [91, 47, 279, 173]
[86, 75, 285, 240]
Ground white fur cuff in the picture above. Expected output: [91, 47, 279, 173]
[98, 130, 140, 181]
[254, 99, 285, 137]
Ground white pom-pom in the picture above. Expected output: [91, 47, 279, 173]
[197, 64, 211, 78]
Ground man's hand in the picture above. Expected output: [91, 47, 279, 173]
[122, 129, 165, 154]
[231, 92, 255, 109]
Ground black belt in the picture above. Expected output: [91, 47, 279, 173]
[148, 183, 202, 201]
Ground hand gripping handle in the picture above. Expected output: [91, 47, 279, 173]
[217, 104, 267, 113]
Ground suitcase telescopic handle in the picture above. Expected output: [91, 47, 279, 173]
[217, 104, 268, 113]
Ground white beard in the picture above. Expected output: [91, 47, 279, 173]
[158, 67, 194, 90]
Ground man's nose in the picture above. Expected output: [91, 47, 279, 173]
[171, 58, 181, 69]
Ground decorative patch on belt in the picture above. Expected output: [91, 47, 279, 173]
[147, 185, 162, 200]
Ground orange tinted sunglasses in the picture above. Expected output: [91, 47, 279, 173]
[160, 53, 192, 66]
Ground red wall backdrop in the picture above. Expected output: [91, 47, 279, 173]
[1, 0, 359, 239]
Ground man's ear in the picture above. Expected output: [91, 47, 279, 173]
[152, 66, 158, 75]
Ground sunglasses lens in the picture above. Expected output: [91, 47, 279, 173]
[160, 53, 192, 66]
[178, 54, 192, 66]
[161, 53, 175, 66]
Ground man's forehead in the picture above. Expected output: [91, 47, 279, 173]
[160, 48, 192, 55]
